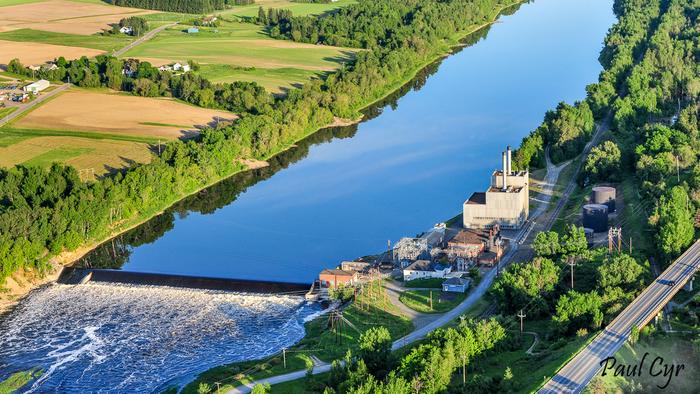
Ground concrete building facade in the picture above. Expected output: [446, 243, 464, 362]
[463, 146, 529, 230]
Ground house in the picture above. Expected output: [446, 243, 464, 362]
[403, 260, 451, 281]
[340, 261, 371, 272]
[119, 26, 133, 35]
[159, 65, 173, 72]
[23, 79, 49, 94]
[187, 27, 199, 34]
[28, 65, 41, 71]
[442, 277, 471, 293]
[172, 63, 191, 72]
[319, 269, 358, 289]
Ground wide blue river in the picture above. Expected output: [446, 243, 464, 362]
[80, 0, 616, 283]
[0, 0, 615, 392]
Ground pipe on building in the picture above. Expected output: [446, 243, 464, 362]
[502, 151, 508, 190]
[507, 145, 512, 174]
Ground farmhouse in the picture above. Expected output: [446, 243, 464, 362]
[403, 260, 451, 281]
[172, 63, 191, 72]
[23, 79, 49, 94]
[442, 277, 471, 293]
[463, 146, 529, 230]
[319, 269, 358, 289]
[119, 26, 133, 35]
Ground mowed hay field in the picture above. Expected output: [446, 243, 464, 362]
[123, 22, 356, 93]
[14, 89, 237, 139]
[222, 0, 357, 18]
[1, 89, 236, 176]
[0, 39, 104, 66]
[0, 0, 155, 35]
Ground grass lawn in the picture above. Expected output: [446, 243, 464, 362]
[587, 334, 700, 393]
[0, 369, 41, 394]
[181, 353, 313, 394]
[122, 21, 355, 92]
[269, 372, 332, 394]
[0, 106, 16, 119]
[223, 0, 357, 18]
[399, 289, 466, 313]
[402, 277, 444, 288]
[0, 28, 132, 52]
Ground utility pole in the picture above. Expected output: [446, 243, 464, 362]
[282, 348, 287, 369]
[215, 382, 221, 394]
[676, 155, 680, 183]
[567, 256, 577, 289]
[517, 310, 526, 333]
[629, 237, 632, 254]
[429, 290, 433, 311]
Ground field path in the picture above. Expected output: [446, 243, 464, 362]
[0, 83, 69, 127]
[113, 22, 177, 57]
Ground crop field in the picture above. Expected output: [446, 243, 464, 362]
[0, 89, 236, 176]
[222, 0, 356, 18]
[0, 0, 154, 35]
[0, 39, 105, 66]
[123, 22, 355, 92]
[13, 89, 236, 139]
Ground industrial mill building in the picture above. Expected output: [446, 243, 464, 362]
[462, 146, 529, 230]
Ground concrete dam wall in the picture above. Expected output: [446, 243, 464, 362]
[58, 267, 312, 295]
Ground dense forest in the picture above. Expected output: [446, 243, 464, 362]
[499, 0, 700, 390]
[0, 0, 514, 283]
[110, 0, 226, 13]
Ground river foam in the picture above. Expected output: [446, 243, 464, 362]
[0, 282, 317, 393]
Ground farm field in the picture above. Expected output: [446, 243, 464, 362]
[0, 39, 105, 66]
[0, 88, 236, 176]
[13, 89, 236, 139]
[122, 21, 355, 92]
[0, 0, 155, 35]
[222, 0, 357, 18]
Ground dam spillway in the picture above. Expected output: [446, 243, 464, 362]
[58, 267, 312, 295]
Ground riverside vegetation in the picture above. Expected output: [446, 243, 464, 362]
[0, 0, 522, 287]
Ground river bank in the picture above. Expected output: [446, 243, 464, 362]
[0, 1, 525, 315]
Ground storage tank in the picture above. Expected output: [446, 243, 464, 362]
[582, 204, 608, 232]
[592, 186, 616, 212]
[584, 228, 595, 246]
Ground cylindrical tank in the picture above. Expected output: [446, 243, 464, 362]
[582, 204, 608, 232]
[592, 186, 616, 212]
[584, 227, 595, 245]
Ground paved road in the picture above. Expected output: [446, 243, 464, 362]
[112, 23, 177, 57]
[0, 83, 70, 127]
[539, 240, 700, 393]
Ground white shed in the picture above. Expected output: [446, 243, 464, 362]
[24, 79, 50, 94]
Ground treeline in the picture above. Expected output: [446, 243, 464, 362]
[116, 16, 149, 36]
[512, 0, 665, 169]
[0, 0, 515, 283]
[110, 0, 226, 13]
[494, 225, 649, 336]
[299, 318, 517, 394]
[7, 56, 270, 114]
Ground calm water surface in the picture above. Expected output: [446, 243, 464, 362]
[78, 0, 616, 283]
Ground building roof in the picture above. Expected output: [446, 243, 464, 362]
[479, 251, 498, 261]
[404, 260, 433, 271]
[443, 277, 470, 286]
[320, 269, 355, 277]
[466, 192, 486, 205]
[449, 229, 488, 246]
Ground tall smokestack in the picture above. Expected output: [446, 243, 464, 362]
[502, 151, 508, 190]
[507, 145, 512, 174]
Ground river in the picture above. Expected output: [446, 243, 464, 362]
[0, 0, 615, 391]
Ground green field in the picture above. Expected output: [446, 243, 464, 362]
[0, 28, 132, 52]
[222, 0, 356, 18]
[122, 22, 355, 93]
[399, 289, 466, 313]
[0, 0, 43, 6]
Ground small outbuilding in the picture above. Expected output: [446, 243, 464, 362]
[442, 277, 471, 293]
[403, 260, 452, 281]
[187, 27, 199, 34]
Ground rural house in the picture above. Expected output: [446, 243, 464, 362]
[442, 277, 471, 293]
[403, 260, 451, 281]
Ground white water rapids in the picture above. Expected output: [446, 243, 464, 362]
[0, 282, 318, 393]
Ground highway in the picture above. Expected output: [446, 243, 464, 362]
[539, 239, 700, 393]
